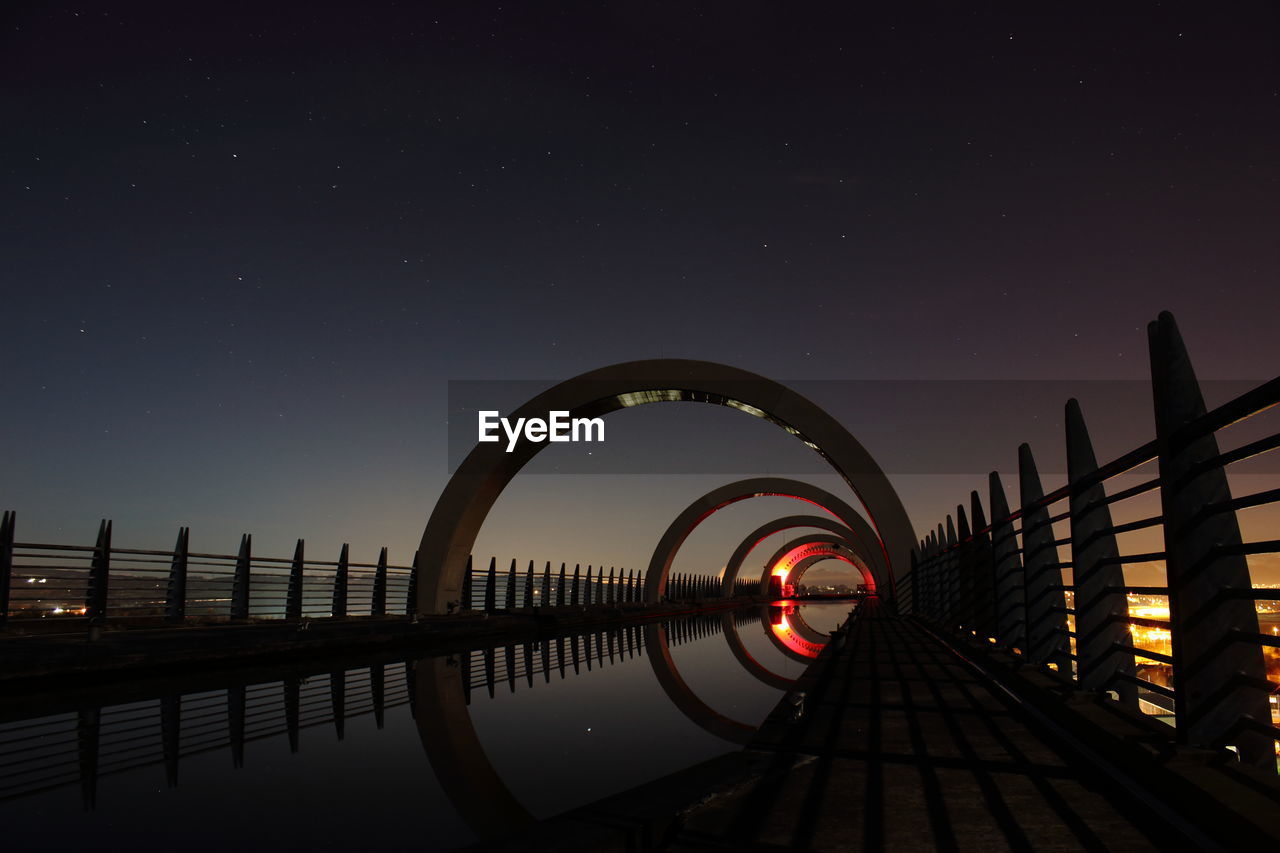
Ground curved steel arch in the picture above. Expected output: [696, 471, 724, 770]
[643, 477, 892, 605]
[758, 533, 874, 594]
[416, 360, 915, 614]
[720, 513, 866, 597]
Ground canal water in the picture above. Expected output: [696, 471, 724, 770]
[0, 602, 854, 851]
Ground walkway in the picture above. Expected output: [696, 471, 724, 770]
[668, 599, 1189, 851]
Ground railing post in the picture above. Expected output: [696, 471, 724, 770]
[968, 492, 995, 640]
[286, 539, 305, 621]
[166, 527, 189, 624]
[911, 542, 924, 616]
[1066, 399, 1137, 707]
[556, 562, 567, 606]
[86, 519, 111, 639]
[406, 557, 419, 618]
[505, 558, 517, 610]
[571, 563, 581, 605]
[921, 535, 931, 614]
[955, 506, 974, 631]
[523, 560, 534, 608]
[990, 472, 1026, 652]
[936, 522, 947, 622]
[540, 561, 552, 605]
[0, 511, 13, 628]
[461, 555, 473, 610]
[585, 565, 594, 605]
[1018, 444, 1072, 670]
[932, 530, 943, 619]
[942, 516, 957, 626]
[1149, 311, 1271, 767]
[607, 567, 615, 604]
[922, 534, 937, 619]
[371, 547, 388, 616]
[332, 544, 349, 618]
[230, 534, 251, 621]
[483, 556, 496, 612]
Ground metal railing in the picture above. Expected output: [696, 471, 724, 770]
[905, 311, 1280, 771]
[0, 516, 735, 634]
[0, 520, 417, 632]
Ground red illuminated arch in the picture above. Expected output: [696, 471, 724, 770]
[758, 533, 875, 595]
[719, 513, 874, 597]
[642, 477, 892, 604]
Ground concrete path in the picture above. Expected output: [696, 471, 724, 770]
[667, 599, 1177, 852]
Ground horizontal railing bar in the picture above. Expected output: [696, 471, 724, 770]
[1103, 477, 1162, 505]
[1114, 643, 1174, 664]
[1097, 552, 1165, 566]
[1125, 616, 1172, 628]
[1230, 630, 1280, 649]
[1174, 376, 1280, 446]
[1114, 672, 1177, 698]
[1103, 516, 1164, 536]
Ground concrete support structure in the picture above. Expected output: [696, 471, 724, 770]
[1150, 312, 1272, 767]
[230, 534, 251, 621]
[165, 526, 189, 624]
[0, 511, 11, 627]
[86, 520, 111, 635]
[1018, 445, 1072, 669]
[989, 472, 1026, 651]
[966, 491, 996, 640]
[286, 539, 305, 620]
[371, 547, 389, 616]
[1066, 399, 1138, 707]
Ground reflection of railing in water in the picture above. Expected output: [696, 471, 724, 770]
[0, 663, 413, 808]
[0, 612, 741, 809]
[460, 614, 727, 700]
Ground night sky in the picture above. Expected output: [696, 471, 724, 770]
[4, 3, 1278, 582]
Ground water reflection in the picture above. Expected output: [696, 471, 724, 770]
[0, 602, 854, 850]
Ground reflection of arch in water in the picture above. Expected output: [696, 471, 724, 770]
[721, 610, 795, 690]
[644, 607, 837, 745]
[759, 533, 874, 594]
[642, 477, 893, 604]
[411, 655, 534, 840]
[416, 361, 915, 613]
[411, 612, 809, 840]
[644, 622, 756, 746]
[766, 603, 834, 660]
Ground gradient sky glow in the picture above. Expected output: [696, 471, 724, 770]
[3, 3, 1278, 582]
